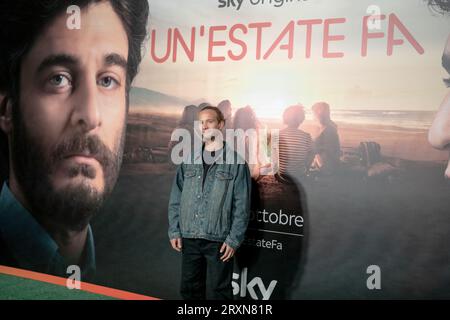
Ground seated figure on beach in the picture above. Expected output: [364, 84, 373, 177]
[218, 99, 234, 131]
[218, 99, 234, 146]
[233, 106, 270, 179]
[311, 102, 341, 175]
[276, 105, 314, 183]
[168, 105, 199, 162]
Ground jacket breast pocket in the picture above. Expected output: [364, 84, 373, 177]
[184, 170, 196, 178]
[181, 170, 197, 205]
[215, 171, 233, 180]
[180, 169, 197, 225]
[208, 170, 234, 234]
[182, 169, 197, 190]
[212, 171, 234, 210]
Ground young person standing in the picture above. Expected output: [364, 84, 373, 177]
[168, 106, 251, 300]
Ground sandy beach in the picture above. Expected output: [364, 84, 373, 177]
[122, 111, 449, 172]
[266, 118, 449, 163]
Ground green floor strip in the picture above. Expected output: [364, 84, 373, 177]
[0, 274, 116, 300]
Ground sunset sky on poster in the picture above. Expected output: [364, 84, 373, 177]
[134, 0, 450, 119]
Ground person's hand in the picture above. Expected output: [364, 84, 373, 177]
[170, 238, 182, 252]
[220, 243, 235, 262]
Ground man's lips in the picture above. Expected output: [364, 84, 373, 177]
[63, 154, 100, 166]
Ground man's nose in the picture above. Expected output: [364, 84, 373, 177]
[71, 80, 101, 133]
[428, 93, 450, 149]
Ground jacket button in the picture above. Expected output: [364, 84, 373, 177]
[197, 195, 201, 199]
[198, 176, 201, 179]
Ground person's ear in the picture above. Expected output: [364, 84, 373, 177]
[0, 96, 13, 134]
[218, 120, 225, 130]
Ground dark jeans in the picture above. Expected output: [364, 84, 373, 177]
[180, 238, 234, 300]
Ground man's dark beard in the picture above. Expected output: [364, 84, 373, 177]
[11, 110, 124, 232]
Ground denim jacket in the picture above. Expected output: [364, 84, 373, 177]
[168, 143, 251, 250]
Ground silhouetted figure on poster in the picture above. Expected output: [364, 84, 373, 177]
[276, 105, 314, 184]
[235, 174, 309, 300]
[311, 102, 341, 177]
[168, 105, 199, 164]
[233, 106, 271, 180]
